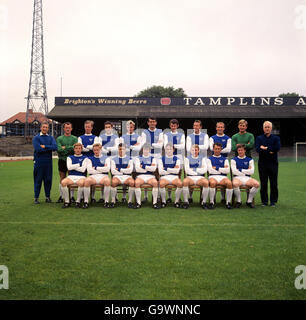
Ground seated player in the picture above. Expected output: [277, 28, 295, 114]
[158, 143, 183, 208]
[231, 144, 260, 209]
[110, 143, 135, 208]
[134, 144, 159, 209]
[207, 143, 233, 209]
[182, 144, 209, 209]
[83, 143, 111, 209]
[60, 143, 88, 208]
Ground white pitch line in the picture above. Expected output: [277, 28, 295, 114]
[0, 221, 305, 228]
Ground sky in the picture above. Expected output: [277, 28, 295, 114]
[0, 0, 306, 122]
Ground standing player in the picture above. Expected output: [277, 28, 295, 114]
[32, 121, 57, 204]
[207, 143, 233, 209]
[141, 117, 164, 202]
[231, 119, 255, 158]
[78, 120, 100, 157]
[182, 144, 209, 209]
[186, 119, 209, 203]
[163, 119, 185, 203]
[134, 144, 159, 209]
[209, 122, 231, 203]
[186, 120, 209, 156]
[56, 122, 78, 203]
[83, 143, 111, 209]
[60, 143, 88, 208]
[231, 144, 260, 208]
[100, 121, 120, 157]
[158, 143, 183, 208]
[120, 120, 142, 202]
[110, 143, 135, 208]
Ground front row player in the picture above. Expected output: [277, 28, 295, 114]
[60, 143, 87, 208]
[83, 143, 111, 209]
[182, 144, 209, 209]
[158, 143, 183, 208]
[207, 143, 233, 209]
[134, 144, 159, 209]
[110, 143, 134, 208]
[231, 144, 260, 208]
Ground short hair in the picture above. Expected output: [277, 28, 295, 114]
[104, 121, 113, 127]
[84, 120, 94, 127]
[169, 119, 179, 126]
[142, 143, 151, 150]
[62, 122, 72, 128]
[194, 120, 202, 126]
[191, 144, 200, 150]
[147, 117, 157, 122]
[236, 144, 246, 150]
[263, 121, 272, 128]
[165, 143, 174, 149]
[118, 143, 126, 148]
[213, 142, 222, 149]
[216, 122, 225, 128]
[238, 119, 248, 126]
[93, 143, 102, 149]
[126, 120, 135, 127]
[73, 142, 83, 148]
[40, 121, 49, 127]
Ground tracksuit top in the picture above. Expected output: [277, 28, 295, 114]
[68, 155, 87, 176]
[161, 155, 178, 175]
[143, 128, 163, 154]
[208, 155, 227, 176]
[32, 133, 57, 163]
[187, 155, 203, 174]
[211, 134, 231, 157]
[232, 156, 252, 177]
[139, 155, 155, 175]
[79, 134, 96, 157]
[164, 131, 184, 155]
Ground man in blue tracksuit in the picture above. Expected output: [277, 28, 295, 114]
[32, 121, 57, 204]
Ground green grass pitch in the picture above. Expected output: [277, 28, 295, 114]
[0, 159, 306, 300]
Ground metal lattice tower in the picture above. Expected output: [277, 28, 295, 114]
[25, 0, 48, 137]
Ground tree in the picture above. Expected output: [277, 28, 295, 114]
[278, 92, 300, 97]
[135, 85, 187, 98]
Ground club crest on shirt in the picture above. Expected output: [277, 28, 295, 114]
[219, 160, 223, 163]
[244, 161, 248, 165]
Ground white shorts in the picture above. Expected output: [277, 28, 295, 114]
[136, 174, 155, 183]
[113, 175, 132, 184]
[233, 176, 251, 186]
[187, 175, 206, 184]
[160, 175, 179, 183]
[209, 175, 228, 184]
[89, 174, 109, 184]
[67, 175, 86, 184]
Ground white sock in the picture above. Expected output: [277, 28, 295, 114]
[61, 186, 69, 203]
[226, 188, 233, 204]
[160, 188, 166, 203]
[128, 187, 135, 203]
[183, 187, 189, 203]
[234, 187, 241, 203]
[209, 187, 216, 204]
[59, 183, 63, 198]
[111, 187, 117, 203]
[134, 188, 141, 205]
[77, 187, 83, 203]
[104, 186, 110, 203]
[83, 187, 91, 203]
[201, 187, 209, 204]
[175, 188, 182, 203]
[247, 187, 258, 203]
[152, 187, 158, 205]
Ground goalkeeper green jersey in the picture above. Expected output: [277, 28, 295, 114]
[56, 134, 78, 161]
